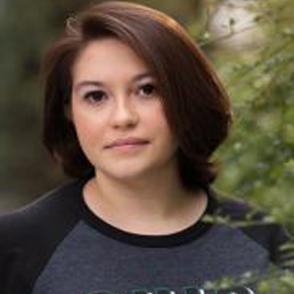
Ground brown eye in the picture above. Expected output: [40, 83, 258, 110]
[84, 90, 106, 103]
[138, 83, 156, 97]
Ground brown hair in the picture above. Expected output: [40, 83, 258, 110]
[42, 1, 232, 190]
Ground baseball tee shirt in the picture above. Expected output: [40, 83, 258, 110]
[0, 176, 291, 294]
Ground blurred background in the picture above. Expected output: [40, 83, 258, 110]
[0, 0, 293, 236]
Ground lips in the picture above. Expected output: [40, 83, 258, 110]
[105, 138, 149, 148]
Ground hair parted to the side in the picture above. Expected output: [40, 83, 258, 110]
[42, 0, 233, 191]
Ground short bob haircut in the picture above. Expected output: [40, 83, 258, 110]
[42, 1, 233, 191]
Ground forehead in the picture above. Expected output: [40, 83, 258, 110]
[71, 38, 150, 80]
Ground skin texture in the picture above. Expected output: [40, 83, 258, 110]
[69, 38, 207, 234]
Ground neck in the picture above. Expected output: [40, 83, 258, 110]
[83, 162, 207, 234]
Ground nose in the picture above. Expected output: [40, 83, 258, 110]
[110, 95, 139, 129]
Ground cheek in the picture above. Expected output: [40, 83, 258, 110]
[71, 107, 103, 147]
[147, 103, 176, 145]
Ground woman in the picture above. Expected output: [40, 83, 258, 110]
[0, 1, 291, 294]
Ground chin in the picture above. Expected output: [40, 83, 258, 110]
[100, 164, 155, 181]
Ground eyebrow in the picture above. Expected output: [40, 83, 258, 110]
[73, 72, 154, 92]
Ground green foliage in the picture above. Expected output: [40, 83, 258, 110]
[190, 0, 294, 291]
[197, 0, 294, 232]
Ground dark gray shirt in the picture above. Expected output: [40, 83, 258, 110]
[0, 177, 291, 294]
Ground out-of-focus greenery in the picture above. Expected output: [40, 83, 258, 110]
[198, 0, 294, 292]
[207, 0, 294, 233]
[0, 0, 293, 291]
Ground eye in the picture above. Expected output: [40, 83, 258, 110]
[84, 90, 106, 103]
[138, 83, 157, 97]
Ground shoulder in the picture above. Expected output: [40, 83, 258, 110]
[0, 178, 87, 293]
[0, 177, 85, 249]
[209, 188, 293, 269]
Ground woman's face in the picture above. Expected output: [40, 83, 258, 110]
[70, 38, 178, 182]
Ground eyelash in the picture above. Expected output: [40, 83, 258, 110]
[83, 83, 157, 104]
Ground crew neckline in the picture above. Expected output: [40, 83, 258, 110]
[77, 177, 218, 248]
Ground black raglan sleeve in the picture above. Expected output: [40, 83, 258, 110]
[0, 179, 84, 294]
[241, 214, 293, 271]
[0, 210, 34, 294]
[216, 195, 294, 270]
